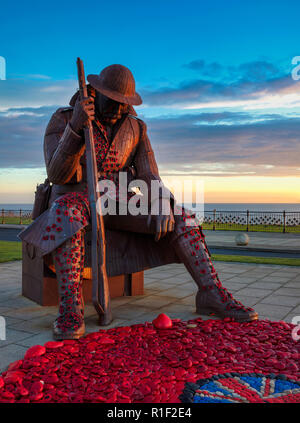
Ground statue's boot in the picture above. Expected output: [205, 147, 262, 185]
[172, 225, 258, 322]
[52, 231, 85, 340]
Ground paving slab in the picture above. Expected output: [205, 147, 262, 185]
[9, 314, 55, 334]
[260, 295, 300, 307]
[130, 295, 178, 309]
[235, 287, 273, 298]
[285, 281, 300, 288]
[0, 328, 33, 348]
[0, 344, 28, 373]
[283, 313, 300, 324]
[224, 282, 251, 291]
[273, 287, 300, 297]
[289, 305, 300, 315]
[248, 281, 282, 290]
[232, 296, 262, 308]
[253, 303, 292, 320]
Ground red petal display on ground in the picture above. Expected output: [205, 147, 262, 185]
[0, 318, 299, 403]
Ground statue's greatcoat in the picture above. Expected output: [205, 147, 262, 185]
[20, 101, 195, 276]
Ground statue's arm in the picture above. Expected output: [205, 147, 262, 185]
[134, 120, 174, 206]
[44, 109, 85, 184]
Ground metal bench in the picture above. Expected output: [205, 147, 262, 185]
[21, 236, 144, 306]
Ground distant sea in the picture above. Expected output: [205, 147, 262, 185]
[1, 203, 300, 212]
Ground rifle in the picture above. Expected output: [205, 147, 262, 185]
[76, 57, 112, 326]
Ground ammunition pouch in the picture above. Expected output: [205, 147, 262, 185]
[32, 178, 52, 220]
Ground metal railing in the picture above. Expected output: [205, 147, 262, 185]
[0, 208, 300, 233]
[0, 209, 33, 225]
[201, 210, 300, 233]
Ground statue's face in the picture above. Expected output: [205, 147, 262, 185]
[94, 92, 126, 126]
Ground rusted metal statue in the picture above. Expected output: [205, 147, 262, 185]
[20, 62, 258, 340]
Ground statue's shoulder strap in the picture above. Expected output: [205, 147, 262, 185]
[57, 106, 74, 113]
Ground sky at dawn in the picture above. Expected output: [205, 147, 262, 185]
[0, 0, 300, 203]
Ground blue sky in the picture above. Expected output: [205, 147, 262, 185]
[0, 0, 300, 203]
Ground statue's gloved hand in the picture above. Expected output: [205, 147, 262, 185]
[147, 198, 175, 241]
[70, 96, 95, 134]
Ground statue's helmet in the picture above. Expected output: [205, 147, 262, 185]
[87, 64, 142, 105]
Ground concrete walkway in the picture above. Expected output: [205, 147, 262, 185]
[204, 230, 300, 253]
[0, 260, 300, 373]
[1, 226, 300, 252]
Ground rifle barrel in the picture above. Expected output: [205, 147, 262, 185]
[76, 57, 112, 325]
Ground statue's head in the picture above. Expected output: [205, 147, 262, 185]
[87, 64, 142, 125]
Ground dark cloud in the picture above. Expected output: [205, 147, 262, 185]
[184, 59, 282, 81]
[142, 60, 296, 106]
[144, 112, 300, 176]
[0, 59, 299, 178]
[237, 61, 280, 81]
[0, 106, 56, 168]
[183, 60, 224, 77]
[1, 106, 299, 177]
[0, 78, 77, 109]
[141, 74, 297, 106]
[0, 59, 296, 111]
[0, 78, 77, 168]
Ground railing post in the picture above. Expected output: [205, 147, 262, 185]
[283, 210, 286, 233]
[246, 210, 249, 232]
[1, 209, 4, 224]
[19, 209, 22, 225]
[213, 209, 216, 231]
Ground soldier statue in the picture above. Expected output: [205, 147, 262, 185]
[20, 64, 258, 340]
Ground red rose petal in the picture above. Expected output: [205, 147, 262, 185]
[30, 392, 44, 401]
[152, 313, 173, 329]
[7, 360, 23, 372]
[30, 381, 44, 394]
[24, 345, 46, 360]
[44, 341, 64, 349]
[18, 386, 29, 396]
[43, 374, 59, 384]
[4, 371, 25, 384]
[98, 337, 115, 345]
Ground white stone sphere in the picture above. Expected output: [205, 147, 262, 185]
[235, 233, 249, 246]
